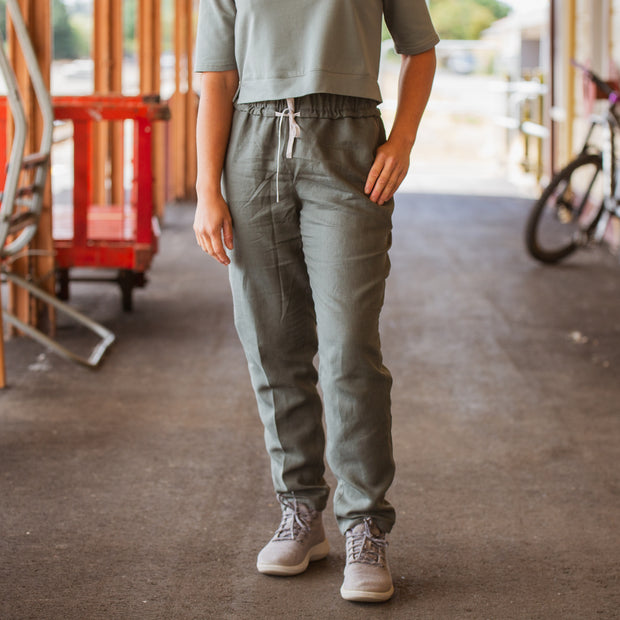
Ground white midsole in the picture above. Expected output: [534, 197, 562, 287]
[340, 584, 395, 602]
[257, 539, 330, 576]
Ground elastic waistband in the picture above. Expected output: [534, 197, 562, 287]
[234, 93, 380, 119]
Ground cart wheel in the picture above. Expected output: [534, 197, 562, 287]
[117, 270, 146, 312]
[56, 268, 70, 301]
[118, 269, 135, 312]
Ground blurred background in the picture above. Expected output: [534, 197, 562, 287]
[1, 1, 619, 354]
[2, 3, 620, 618]
[0, 0, 617, 205]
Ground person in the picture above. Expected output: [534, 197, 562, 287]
[194, 0, 438, 603]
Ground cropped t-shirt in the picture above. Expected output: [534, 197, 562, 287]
[194, 0, 439, 103]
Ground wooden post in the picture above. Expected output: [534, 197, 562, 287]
[184, 0, 197, 200]
[93, 0, 124, 206]
[6, 0, 54, 335]
[138, 0, 161, 94]
[562, 0, 577, 165]
[138, 0, 165, 218]
[607, 0, 613, 63]
[549, 0, 556, 174]
[170, 0, 197, 202]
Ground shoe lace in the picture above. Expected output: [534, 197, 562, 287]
[273, 494, 314, 543]
[346, 517, 388, 567]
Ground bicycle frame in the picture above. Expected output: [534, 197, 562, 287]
[571, 61, 620, 242]
[525, 63, 620, 263]
[592, 91, 620, 242]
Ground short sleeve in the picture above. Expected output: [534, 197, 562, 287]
[383, 0, 440, 56]
[194, 0, 237, 72]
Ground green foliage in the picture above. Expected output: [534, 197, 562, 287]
[474, 0, 511, 19]
[123, 0, 137, 54]
[0, 0, 85, 59]
[0, 1, 7, 39]
[429, 0, 512, 40]
[69, 13, 91, 58]
[53, 0, 80, 59]
[162, 0, 174, 51]
[382, 18, 390, 42]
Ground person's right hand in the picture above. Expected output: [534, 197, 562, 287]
[193, 194, 234, 266]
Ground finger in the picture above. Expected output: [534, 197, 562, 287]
[369, 164, 396, 203]
[209, 230, 230, 265]
[223, 218, 234, 251]
[365, 156, 385, 195]
[202, 234, 214, 257]
[195, 230, 209, 253]
[378, 169, 407, 205]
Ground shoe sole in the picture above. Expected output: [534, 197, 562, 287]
[340, 584, 395, 603]
[256, 539, 330, 576]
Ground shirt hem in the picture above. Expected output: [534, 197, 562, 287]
[195, 61, 238, 73]
[394, 33, 440, 57]
[236, 71, 382, 104]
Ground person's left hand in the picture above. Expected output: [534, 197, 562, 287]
[364, 136, 412, 205]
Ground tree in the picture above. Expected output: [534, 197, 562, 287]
[475, 0, 512, 20]
[123, 0, 137, 53]
[0, 0, 82, 59]
[53, 0, 80, 59]
[429, 0, 512, 40]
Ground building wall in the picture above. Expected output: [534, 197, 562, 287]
[550, 0, 618, 168]
[612, 0, 620, 69]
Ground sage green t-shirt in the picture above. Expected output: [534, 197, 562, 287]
[194, 0, 439, 103]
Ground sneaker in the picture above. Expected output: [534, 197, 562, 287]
[256, 495, 330, 576]
[340, 517, 394, 602]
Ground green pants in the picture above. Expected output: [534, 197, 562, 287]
[223, 94, 395, 534]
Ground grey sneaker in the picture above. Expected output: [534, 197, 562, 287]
[256, 495, 329, 576]
[340, 518, 394, 602]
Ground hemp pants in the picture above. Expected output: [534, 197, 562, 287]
[223, 94, 395, 534]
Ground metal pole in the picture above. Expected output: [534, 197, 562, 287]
[4, 0, 54, 333]
[0, 26, 27, 253]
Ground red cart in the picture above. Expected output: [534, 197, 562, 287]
[51, 95, 170, 311]
[1, 94, 170, 311]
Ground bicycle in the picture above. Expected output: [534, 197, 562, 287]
[525, 61, 620, 263]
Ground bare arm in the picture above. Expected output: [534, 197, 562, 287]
[194, 69, 239, 265]
[365, 47, 437, 205]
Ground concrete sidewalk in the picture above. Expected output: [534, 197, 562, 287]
[1, 193, 619, 619]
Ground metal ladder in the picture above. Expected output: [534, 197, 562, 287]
[0, 0, 115, 388]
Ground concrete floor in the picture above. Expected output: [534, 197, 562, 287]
[1, 193, 620, 619]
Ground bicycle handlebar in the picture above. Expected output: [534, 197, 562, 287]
[571, 59, 619, 105]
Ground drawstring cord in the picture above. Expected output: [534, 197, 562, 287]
[275, 97, 301, 202]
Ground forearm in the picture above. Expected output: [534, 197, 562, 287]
[195, 70, 239, 198]
[364, 47, 436, 204]
[389, 48, 437, 149]
[194, 70, 238, 265]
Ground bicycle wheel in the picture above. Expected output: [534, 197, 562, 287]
[525, 152, 604, 263]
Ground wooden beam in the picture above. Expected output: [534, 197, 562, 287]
[93, 0, 124, 206]
[138, 0, 161, 94]
[605, 0, 613, 67]
[171, 0, 197, 202]
[563, 0, 576, 165]
[7, 0, 54, 335]
[138, 0, 165, 217]
[549, 0, 556, 174]
[184, 0, 197, 200]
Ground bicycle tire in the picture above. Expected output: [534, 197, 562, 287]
[525, 152, 603, 264]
